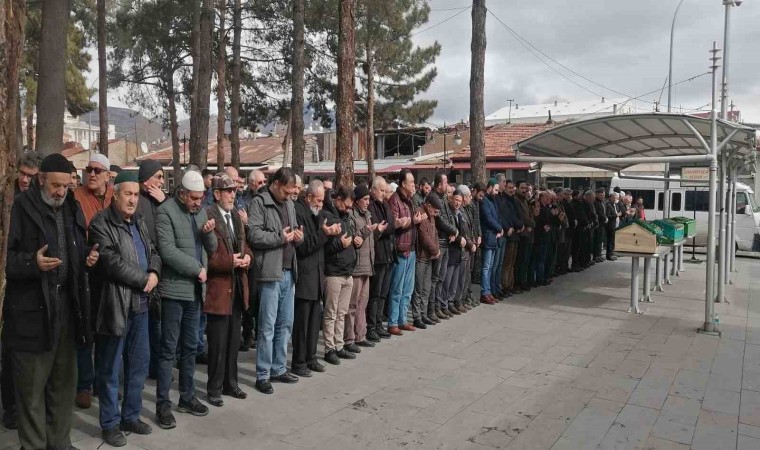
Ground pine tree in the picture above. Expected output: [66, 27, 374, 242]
[215, 0, 227, 168]
[290, 0, 305, 176]
[97, 0, 108, 155]
[335, 0, 355, 188]
[190, 0, 214, 169]
[229, 0, 242, 170]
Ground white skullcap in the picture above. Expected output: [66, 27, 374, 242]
[389, 182, 398, 192]
[182, 170, 205, 192]
[89, 153, 111, 169]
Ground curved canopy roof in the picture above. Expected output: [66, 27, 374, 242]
[513, 113, 757, 172]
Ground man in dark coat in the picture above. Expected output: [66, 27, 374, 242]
[5, 154, 100, 450]
[88, 172, 162, 446]
[367, 177, 395, 341]
[593, 188, 608, 263]
[604, 192, 620, 260]
[571, 190, 588, 271]
[240, 169, 267, 351]
[136, 159, 166, 380]
[429, 173, 459, 319]
[291, 180, 341, 376]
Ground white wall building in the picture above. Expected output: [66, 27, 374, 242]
[22, 111, 117, 149]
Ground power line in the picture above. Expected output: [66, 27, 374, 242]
[411, 5, 471, 37]
[487, 8, 698, 109]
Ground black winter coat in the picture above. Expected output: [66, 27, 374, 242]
[136, 189, 164, 245]
[5, 182, 92, 352]
[321, 207, 357, 277]
[431, 190, 459, 245]
[294, 198, 328, 301]
[368, 198, 396, 265]
[88, 204, 162, 336]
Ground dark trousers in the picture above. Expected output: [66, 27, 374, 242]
[368, 263, 393, 331]
[560, 235, 573, 271]
[516, 236, 532, 288]
[1, 330, 15, 414]
[76, 343, 95, 393]
[605, 223, 616, 258]
[593, 226, 604, 258]
[411, 258, 432, 321]
[291, 298, 322, 371]
[157, 298, 200, 407]
[206, 295, 242, 397]
[430, 246, 449, 311]
[96, 311, 149, 431]
[242, 272, 259, 341]
[546, 240, 557, 279]
[583, 229, 594, 265]
[148, 314, 161, 379]
[530, 241, 546, 284]
[459, 257, 474, 306]
[13, 312, 76, 450]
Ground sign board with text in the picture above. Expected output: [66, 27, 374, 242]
[680, 167, 709, 187]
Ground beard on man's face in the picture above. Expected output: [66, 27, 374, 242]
[41, 188, 67, 208]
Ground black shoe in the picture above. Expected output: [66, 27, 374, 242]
[366, 329, 381, 342]
[308, 362, 326, 373]
[356, 340, 375, 348]
[222, 387, 247, 399]
[239, 339, 250, 352]
[422, 317, 436, 326]
[177, 397, 209, 416]
[377, 328, 392, 339]
[206, 395, 224, 407]
[243, 335, 255, 349]
[324, 350, 341, 365]
[120, 419, 152, 435]
[413, 319, 428, 330]
[155, 404, 176, 430]
[271, 371, 299, 384]
[336, 349, 356, 359]
[291, 367, 313, 378]
[3, 409, 17, 430]
[344, 343, 362, 354]
[255, 379, 274, 395]
[195, 353, 208, 365]
[102, 427, 127, 447]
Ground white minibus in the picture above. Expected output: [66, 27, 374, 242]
[610, 176, 760, 251]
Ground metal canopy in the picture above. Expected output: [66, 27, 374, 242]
[513, 113, 756, 170]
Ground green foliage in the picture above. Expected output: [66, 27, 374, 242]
[21, 1, 97, 117]
[107, 0, 193, 128]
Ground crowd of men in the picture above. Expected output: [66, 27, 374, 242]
[3, 151, 646, 449]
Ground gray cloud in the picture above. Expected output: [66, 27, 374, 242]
[417, 0, 760, 124]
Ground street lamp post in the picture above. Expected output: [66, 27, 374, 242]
[664, 0, 686, 221]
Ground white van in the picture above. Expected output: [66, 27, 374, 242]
[609, 176, 760, 251]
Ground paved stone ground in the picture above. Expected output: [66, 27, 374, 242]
[1, 256, 758, 450]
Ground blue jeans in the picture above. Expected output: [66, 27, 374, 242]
[256, 270, 295, 381]
[491, 237, 506, 293]
[96, 311, 149, 431]
[157, 298, 200, 406]
[481, 248, 495, 296]
[197, 312, 207, 354]
[387, 252, 416, 327]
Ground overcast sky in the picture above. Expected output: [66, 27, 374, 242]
[415, 0, 760, 126]
[94, 0, 760, 127]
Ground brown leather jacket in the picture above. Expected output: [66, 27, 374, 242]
[415, 207, 439, 262]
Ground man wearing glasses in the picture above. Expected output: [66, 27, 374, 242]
[73, 153, 115, 410]
[14, 151, 42, 196]
[136, 159, 167, 380]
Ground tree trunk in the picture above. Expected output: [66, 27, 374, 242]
[24, 99, 32, 149]
[365, 41, 375, 181]
[168, 81, 181, 190]
[97, 0, 108, 156]
[1, 0, 27, 320]
[190, 0, 214, 169]
[35, 0, 69, 155]
[290, 0, 305, 177]
[229, 0, 241, 170]
[469, 0, 487, 184]
[335, 0, 355, 188]
[215, 0, 226, 168]
[189, 0, 200, 163]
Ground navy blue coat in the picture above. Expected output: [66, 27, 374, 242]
[479, 196, 502, 249]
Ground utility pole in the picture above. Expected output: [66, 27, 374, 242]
[665, 0, 685, 221]
[720, 0, 741, 120]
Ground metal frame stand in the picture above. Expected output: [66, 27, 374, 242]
[629, 257, 642, 314]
